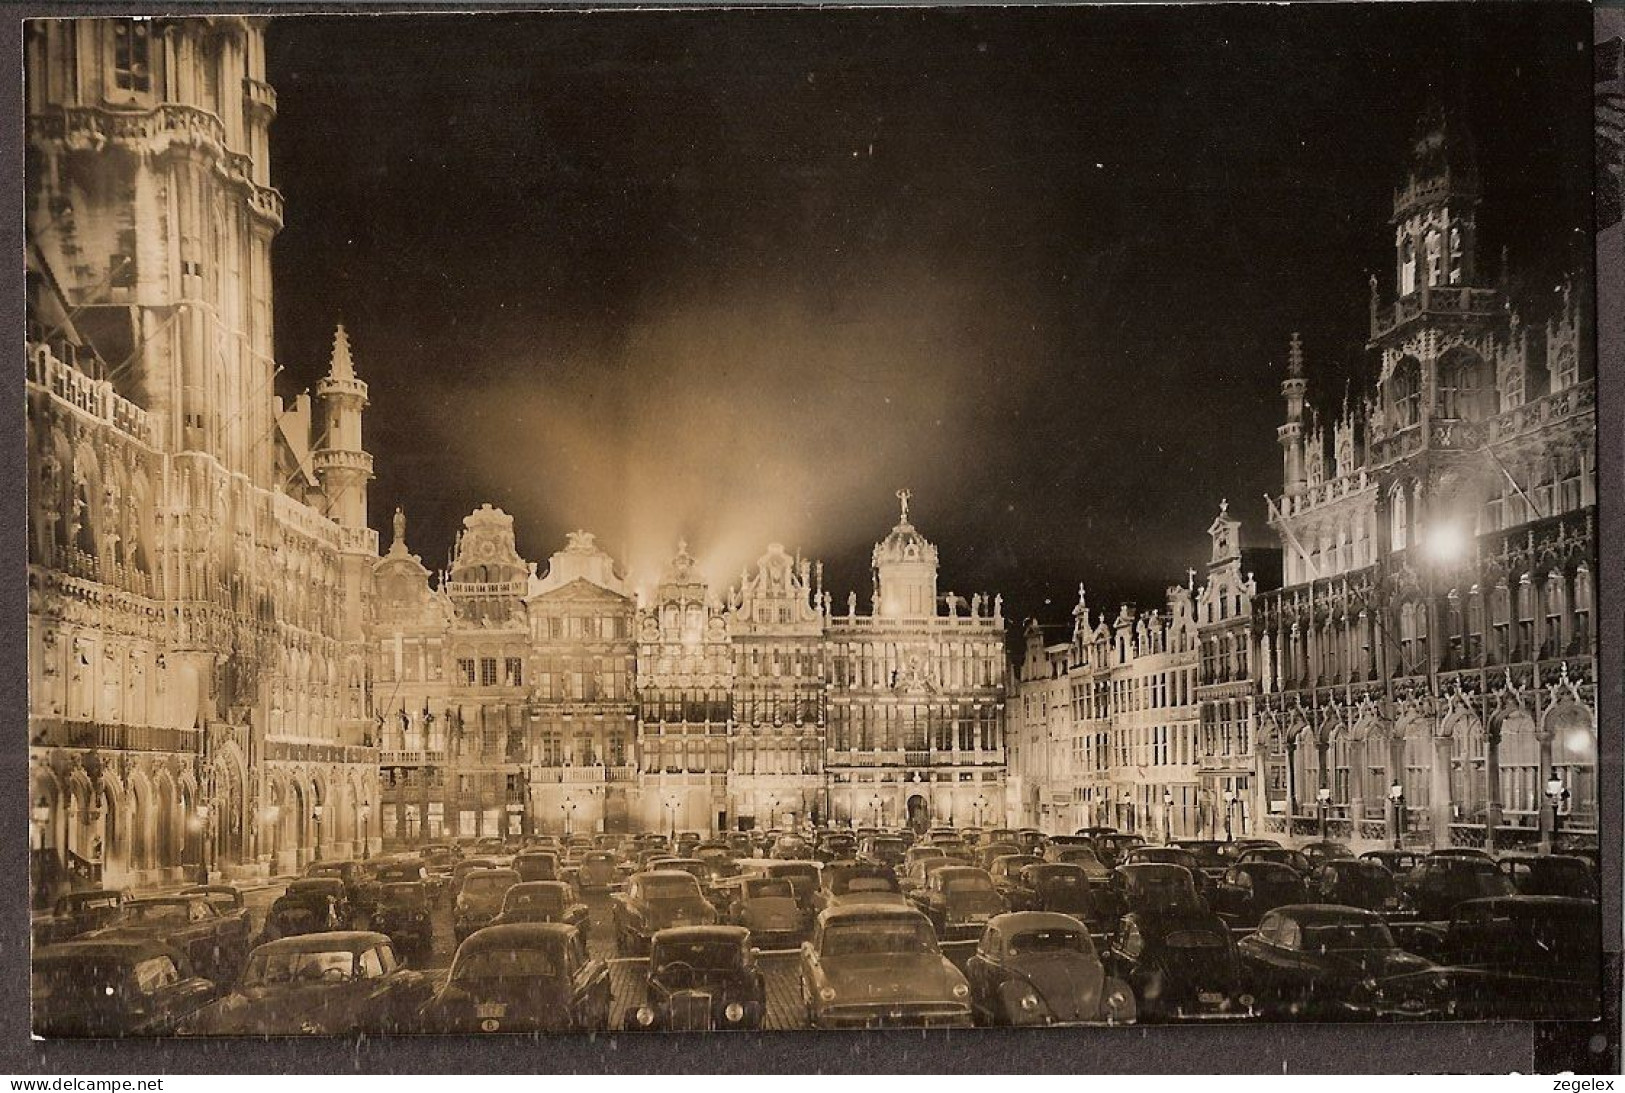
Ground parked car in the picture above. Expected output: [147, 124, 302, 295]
[256, 889, 345, 946]
[1042, 842, 1115, 886]
[1123, 847, 1216, 896]
[987, 854, 1045, 908]
[453, 868, 522, 943]
[512, 850, 562, 884]
[1349, 896, 1600, 1021]
[721, 876, 807, 947]
[1236, 846, 1312, 876]
[1091, 833, 1147, 867]
[612, 871, 719, 955]
[1297, 841, 1355, 869]
[84, 895, 249, 984]
[769, 834, 813, 860]
[370, 882, 436, 956]
[305, 860, 380, 922]
[1494, 853, 1598, 899]
[1395, 855, 1517, 921]
[815, 833, 858, 864]
[491, 881, 590, 930]
[1209, 861, 1310, 928]
[1308, 859, 1399, 913]
[178, 884, 254, 941]
[1010, 863, 1107, 926]
[626, 926, 766, 1031]
[33, 888, 131, 946]
[973, 842, 1024, 872]
[813, 862, 907, 914]
[736, 859, 823, 918]
[418, 923, 610, 1033]
[285, 877, 353, 926]
[966, 912, 1137, 1026]
[856, 834, 907, 870]
[1358, 849, 1420, 875]
[1236, 905, 1433, 1019]
[899, 854, 958, 896]
[908, 865, 1008, 941]
[1104, 864, 1251, 1022]
[799, 905, 973, 1028]
[449, 857, 500, 900]
[34, 939, 217, 1037]
[181, 932, 431, 1035]
[574, 850, 622, 891]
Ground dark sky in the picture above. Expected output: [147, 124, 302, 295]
[263, 2, 1592, 630]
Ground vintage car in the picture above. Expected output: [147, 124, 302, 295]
[472, 836, 509, 859]
[1004, 863, 1106, 926]
[736, 859, 823, 916]
[1297, 841, 1356, 869]
[454, 868, 522, 943]
[491, 880, 591, 930]
[1348, 896, 1599, 1021]
[966, 912, 1137, 1026]
[34, 939, 217, 1037]
[1091, 832, 1147, 867]
[1168, 841, 1231, 880]
[574, 850, 623, 891]
[987, 854, 1045, 908]
[929, 837, 975, 863]
[284, 877, 353, 925]
[1235, 846, 1312, 875]
[181, 932, 431, 1035]
[720, 876, 807, 946]
[256, 889, 345, 946]
[1122, 847, 1216, 896]
[612, 870, 720, 955]
[370, 881, 436, 955]
[626, 926, 767, 1031]
[1359, 849, 1421, 875]
[799, 905, 973, 1029]
[769, 834, 813, 860]
[813, 862, 907, 914]
[371, 858, 430, 886]
[419, 923, 609, 1033]
[305, 860, 381, 921]
[1042, 842, 1115, 885]
[675, 831, 704, 857]
[973, 842, 1024, 872]
[449, 857, 501, 900]
[512, 850, 562, 884]
[84, 895, 250, 984]
[815, 833, 859, 864]
[695, 846, 742, 886]
[1394, 855, 1517, 921]
[1494, 853, 1598, 899]
[898, 854, 958, 895]
[178, 884, 254, 939]
[856, 834, 908, 869]
[1308, 859, 1400, 912]
[32, 888, 131, 945]
[1014, 830, 1048, 856]
[1209, 861, 1310, 928]
[1103, 864, 1251, 1021]
[907, 865, 1009, 941]
[1235, 905, 1433, 1019]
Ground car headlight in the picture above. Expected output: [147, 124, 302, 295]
[818, 986, 837, 1002]
[1018, 992, 1041, 1012]
[951, 982, 970, 999]
[724, 1002, 745, 1023]
[1238, 993, 1255, 1009]
[636, 1006, 656, 1027]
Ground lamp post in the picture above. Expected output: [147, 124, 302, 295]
[1222, 789, 1237, 842]
[312, 803, 324, 862]
[975, 794, 987, 829]
[193, 802, 213, 884]
[562, 797, 577, 836]
[1388, 781, 1405, 849]
[768, 796, 780, 832]
[1316, 787, 1332, 840]
[358, 802, 372, 860]
[665, 794, 679, 842]
[1544, 775, 1569, 853]
[1162, 790, 1175, 844]
[870, 794, 882, 828]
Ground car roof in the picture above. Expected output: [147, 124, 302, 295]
[455, 923, 575, 950]
[510, 880, 571, 894]
[254, 931, 391, 953]
[653, 925, 749, 942]
[988, 911, 1089, 934]
[1266, 904, 1386, 924]
[820, 904, 930, 924]
[1454, 895, 1597, 915]
[36, 938, 180, 963]
[464, 867, 520, 879]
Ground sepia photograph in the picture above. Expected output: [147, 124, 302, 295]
[20, 0, 1613, 1046]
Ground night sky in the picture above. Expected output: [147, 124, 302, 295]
[263, 3, 1591, 631]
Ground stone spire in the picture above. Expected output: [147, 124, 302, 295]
[329, 323, 356, 382]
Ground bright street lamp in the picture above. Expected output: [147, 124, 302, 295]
[1388, 781, 1405, 849]
[1162, 790, 1175, 843]
[1421, 521, 1468, 566]
[1222, 789, 1237, 842]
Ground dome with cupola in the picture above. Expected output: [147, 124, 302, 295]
[872, 489, 939, 619]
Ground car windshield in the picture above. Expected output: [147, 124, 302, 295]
[583, 853, 615, 864]
[943, 873, 994, 893]
[1057, 848, 1103, 866]
[643, 875, 701, 898]
[65, 895, 121, 913]
[125, 903, 190, 924]
[243, 949, 358, 986]
[822, 920, 938, 957]
[508, 888, 564, 910]
[1124, 872, 1198, 908]
[452, 946, 561, 982]
[653, 939, 741, 971]
[1008, 928, 1091, 957]
[464, 874, 518, 896]
[746, 880, 794, 899]
[380, 885, 427, 908]
[1305, 922, 1394, 952]
[836, 876, 898, 895]
[377, 867, 422, 884]
[870, 839, 903, 854]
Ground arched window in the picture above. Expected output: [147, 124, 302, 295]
[1437, 350, 1492, 421]
[1390, 486, 1410, 552]
[1391, 358, 1422, 429]
[1424, 230, 1443, 287]
[1400, 236, 1417, 296]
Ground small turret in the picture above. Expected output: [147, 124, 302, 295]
[313, 323, 373, 532]
[1278, 333, 1308, 498]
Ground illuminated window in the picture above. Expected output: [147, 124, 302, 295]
[111, 20, 151, 94]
